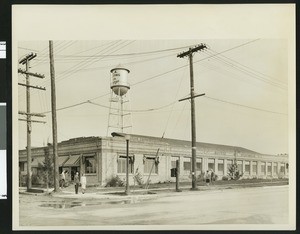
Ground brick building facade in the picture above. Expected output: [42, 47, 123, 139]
[19, 134, 289, 186]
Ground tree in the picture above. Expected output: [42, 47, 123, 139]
[227, 160, 243, 180]
[42, 147, 54, 190]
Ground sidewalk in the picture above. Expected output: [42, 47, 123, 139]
[19, 179, 288, 201]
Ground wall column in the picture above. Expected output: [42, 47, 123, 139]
[271, 161, 274, 177]
[214, 158, 218, 174]
[250, 161, 253, 177]
[202, 158, 208, 172]
[224, 159, 228, 176]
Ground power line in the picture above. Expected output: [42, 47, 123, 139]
[22, 39, 280, 117]
[162, 60, 188, 138]
[203, 50, 287, 90]
[203, 96, 287, 116]
[208, 48, 286, 85]
[32, 40, 124, 89]
[53, 41, 130, 84]
[33, 43, 198, 58]
[74, 39, 263, 103]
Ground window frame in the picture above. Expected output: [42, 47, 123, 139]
[117, 155, 134, 174]
[84, 155, 97, 174]
[261, 162, 266, 175]
[143, 155, 158, 174]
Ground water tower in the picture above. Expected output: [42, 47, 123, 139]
[107, 66, 132, 136]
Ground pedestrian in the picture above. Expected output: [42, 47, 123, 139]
[210, 169, 215, 185]
[74, 172, 80, 194]
[64, 171, 69, 187]
[60, 171, 66, 188]
[80, 173, 87, 194]
[205, 170, 211, 186]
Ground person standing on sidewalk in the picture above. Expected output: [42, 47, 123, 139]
[210, 169, 215, 185]
[80, 173, 87, 194]
[205, 170, 211, 186]
[74, 172, 80, 194]
[60, 171, 65, 189]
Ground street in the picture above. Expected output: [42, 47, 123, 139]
[18, 185, 288, 227]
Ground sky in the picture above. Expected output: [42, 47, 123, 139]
[17, 39, 289, 155]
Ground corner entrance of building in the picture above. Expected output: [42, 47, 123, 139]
[70, 166, 80, 181]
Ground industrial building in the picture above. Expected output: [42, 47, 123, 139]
[18, 134, 289, 186]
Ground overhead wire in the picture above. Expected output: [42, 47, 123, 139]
[55, 40, 136, 84]
[203, 96, 287, 116]
[208, 48, 286, 85]
[37, 39, 264, 111]
[40, 99, 178, 114]
[161, 59, 188, 138]
[203, 49, 287, 90]
[21, 39, 286, 118]
[31, 40, 127, 90]
[34, 43, 199, 59]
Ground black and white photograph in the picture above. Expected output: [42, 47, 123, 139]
[12, 4, 295, 230]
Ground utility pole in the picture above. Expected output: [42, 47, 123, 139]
[49, 41, 59, 192]
[177, 44, 207, 190]
[18, 53, 46, 191]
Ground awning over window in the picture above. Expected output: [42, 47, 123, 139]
[58, 156, 69, 166]
[64, 155, 80, 167]
[31, 157, 44, 167]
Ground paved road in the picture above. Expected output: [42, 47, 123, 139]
[19, 185, 288, 227]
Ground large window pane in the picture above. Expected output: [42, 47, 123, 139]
[184, 161, 191, 171]
[244, 161, 250, 174]
[252, 162, 257, 174]
[85, 156, 96, 174]
[208, 159, 215, 171]
[117, 156, 134, 174]
[237, 161, 242, 172]
[280, 164, 285, 173]
[274, 165, 278, 174]
[217, 160, 224, 174]
[267, 163, 272, 175]
[144, 158, 158, 174]
[261, 162, 266, 175]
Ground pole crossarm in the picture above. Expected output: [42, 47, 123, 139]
[18, 82, 46, 90]
[18, 68, 45, 79]
[176, 43, 207, 190]
[179, 93, 205, 102]
[18, 111, 46, 118]
[19, 118, 46, 124]
[19, 53, 37, 64]
[177, 44, 207, 58]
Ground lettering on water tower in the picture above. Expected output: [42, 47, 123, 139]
[112, 70, 121, 85]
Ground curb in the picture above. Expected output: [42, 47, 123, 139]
[19, 181, 288, 199]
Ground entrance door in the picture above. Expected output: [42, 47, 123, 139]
[170, 156, 180, 180]
[71, 167, 80, 181]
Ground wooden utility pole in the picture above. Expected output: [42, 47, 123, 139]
[177, 44, 207, 190]
[49, 41, 59, 192]
[18, 53, 45, 191]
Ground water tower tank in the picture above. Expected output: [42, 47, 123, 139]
[110, 67, 130, 96]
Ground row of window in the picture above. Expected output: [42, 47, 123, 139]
[179, 158, 287, 175]
[117, 156, 158, 174]
[19, 155, 97, 175]
[19, 156, 288, 176]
